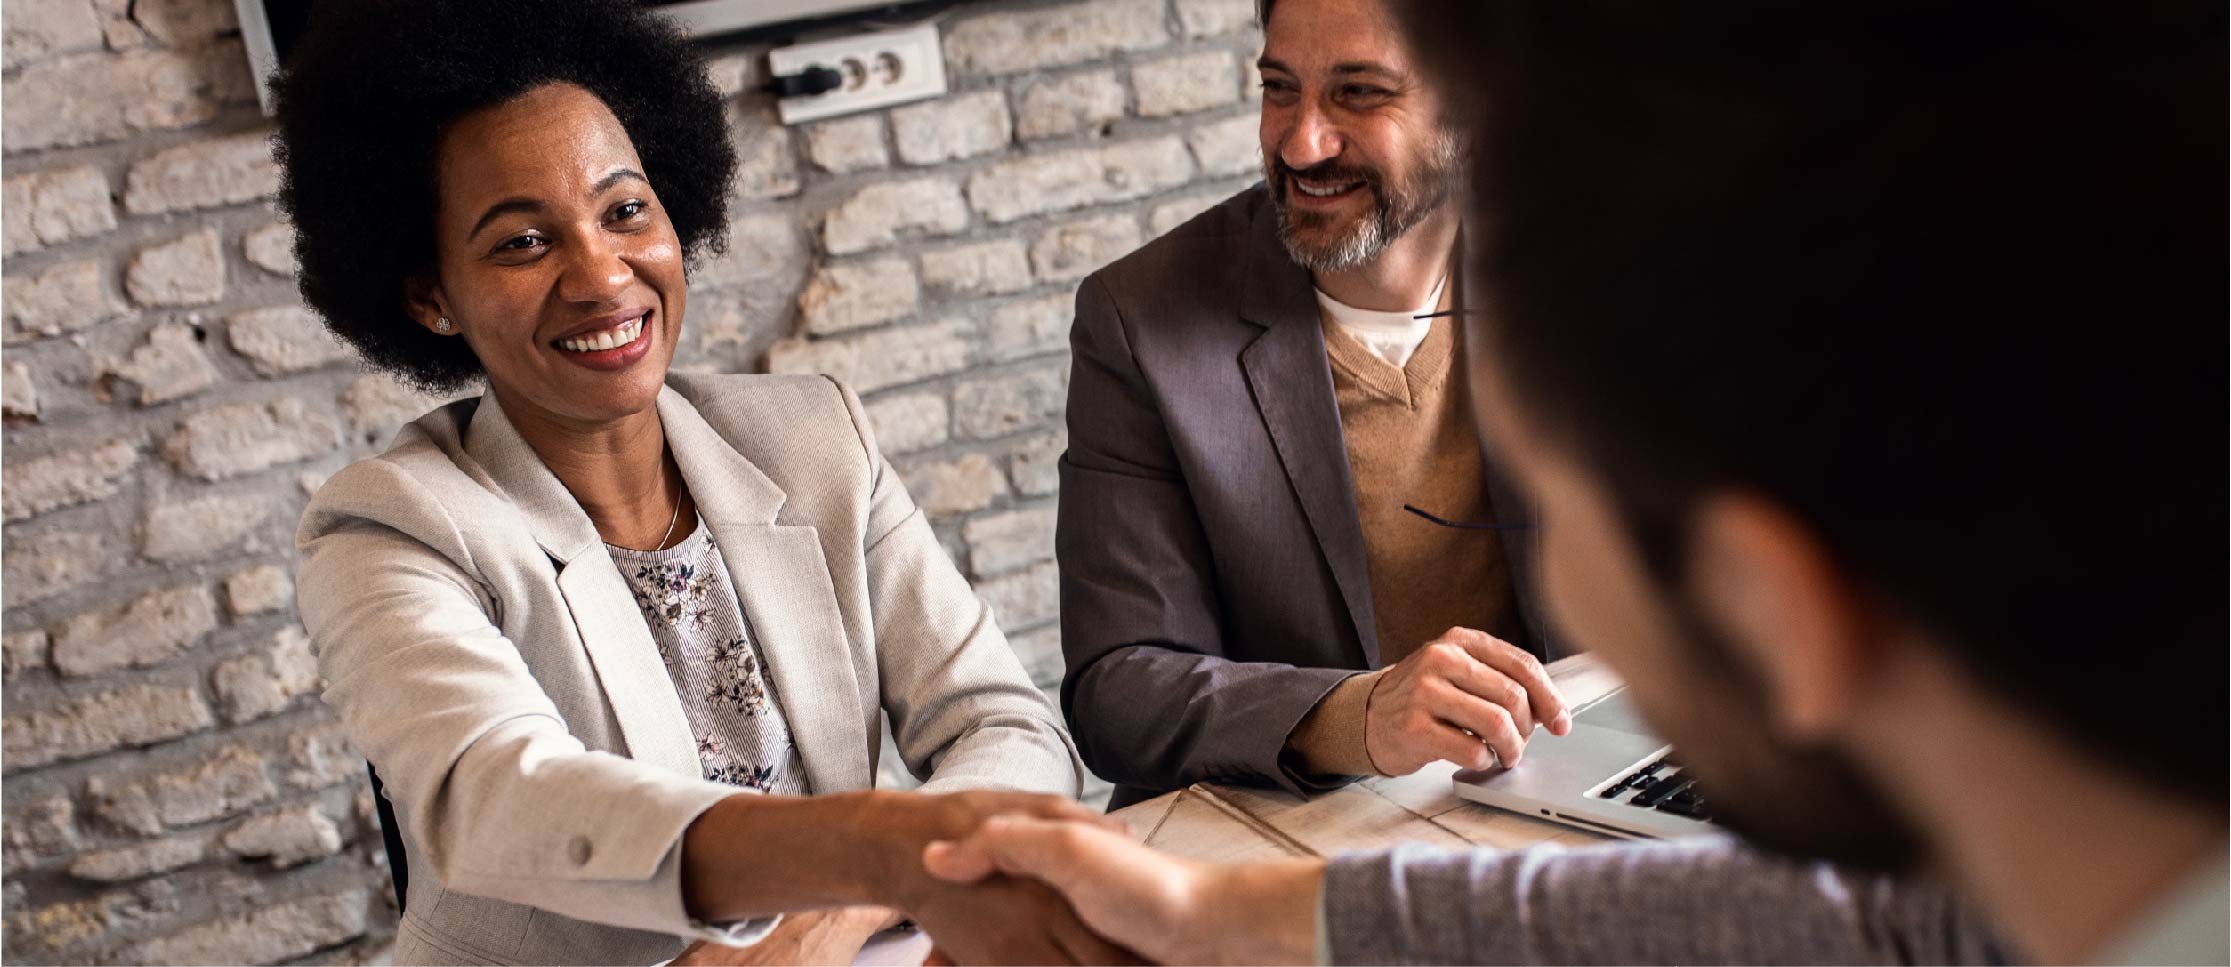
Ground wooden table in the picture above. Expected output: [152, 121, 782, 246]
[1110, 653, 1627, 863]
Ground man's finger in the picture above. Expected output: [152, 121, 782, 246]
[1444, 630, 1572, 735]
[922, 839, 996, 884]
[923, 817, 1120, 895]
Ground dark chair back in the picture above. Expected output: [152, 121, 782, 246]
[366, 763, 410, 912]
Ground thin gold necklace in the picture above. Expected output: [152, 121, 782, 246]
[653, 470, 685, 550]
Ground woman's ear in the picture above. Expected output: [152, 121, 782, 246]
[403, 273, 454, 335]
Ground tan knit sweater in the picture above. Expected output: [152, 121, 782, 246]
[1287, 309, 1524, 776]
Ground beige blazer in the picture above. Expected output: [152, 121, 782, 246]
[296, 373, 1081, 966]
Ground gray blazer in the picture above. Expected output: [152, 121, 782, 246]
[296, 373, 1081, 966]
[1057, 186, 1555, 809]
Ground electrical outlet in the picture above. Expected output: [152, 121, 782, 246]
[768, 23, 947, 125]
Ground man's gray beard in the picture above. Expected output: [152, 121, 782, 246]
[1271, 135, 1464, 273]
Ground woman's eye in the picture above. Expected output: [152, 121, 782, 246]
[615, 200, 648, 221]
[497, 234, 545, 252]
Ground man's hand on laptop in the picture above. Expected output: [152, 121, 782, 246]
[1365, 628, 1573, 774]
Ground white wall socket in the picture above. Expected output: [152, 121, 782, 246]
[768, 22, 948, 126]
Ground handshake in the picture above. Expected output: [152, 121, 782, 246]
[674, 788, 1323, 967]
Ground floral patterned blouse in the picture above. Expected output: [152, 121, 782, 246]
[606, 518, 809, 796]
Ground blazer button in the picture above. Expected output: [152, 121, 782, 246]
[567, 836, 593, 866]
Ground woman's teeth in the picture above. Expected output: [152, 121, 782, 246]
[557, 316, 644, 353]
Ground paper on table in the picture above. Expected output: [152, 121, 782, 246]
[852, 926, 934, 967]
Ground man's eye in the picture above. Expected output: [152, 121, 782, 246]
[1343, 84, 1390, 99]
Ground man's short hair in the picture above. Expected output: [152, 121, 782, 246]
[1403, 0, 2227, 807]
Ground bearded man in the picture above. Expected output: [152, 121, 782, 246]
[1055, 0, 1572, 809]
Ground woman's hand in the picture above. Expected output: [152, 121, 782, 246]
[671, 906, 900, 966]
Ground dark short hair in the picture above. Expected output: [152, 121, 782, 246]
[1407, 1, 2227, 806]
[270, 0, 735, 392]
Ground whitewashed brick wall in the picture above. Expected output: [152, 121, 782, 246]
[1, 0, 1263, 961]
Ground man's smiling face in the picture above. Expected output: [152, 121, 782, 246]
[1257, 0, 1462, 272]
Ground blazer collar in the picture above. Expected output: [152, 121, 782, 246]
[461, 382, 788, 565]
[1232, 202, 1385, 666]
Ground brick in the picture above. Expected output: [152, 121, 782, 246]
[125, 228, 225, 307]
[3, 685, 212, 772]
[88, 745, 273, 833]
[1151, 189, 1233, 235]
[964, 506, 1058, 576]
[243, 220, 295, 276]
[1176, 0, 1259, 37]
[120, 890, 367, 965]
[164, 398, 342, 480]
[978, 560, 1060, 629]
[283, 722, 358, 791]
[1031, 214, 1142, 283]
[1008, 624, 1065, 687]
[1, 166, 115, 256]
[767, 318, 973, 395]
[3, 630, 50, 680]
[221, 803, 342, 867]
[864, 392, 949, 455]
[729, 104, 800, 200]
[921, 239, 1033, 297]
[822, 177, 969, 255]
[3, 531, 110, 606]
[211, 626, 319, 724]
[1187, 113, 1261, 177]
[51, 584, 219, 677]
[2, 796, 77, 867]
[955, 365, 1068, 439]
[1133, 50, 1240, 117]
[341, 373, 448, 444]
[798, 258, 920, 334]
[122, 130, 278, 215]
[3, 0, 104, 69]
[3, 260, 127, 341]
[985, 294, 1073, 362]
[903, 453, 1006, 516]
[141, 493, 268, 562]
[945, 0, 1168, 75]
[3, 358, 37, 417]
[1009, 430, 1067, 497]
[694, 213, 807, 296]
[3, 885, 180, 958]
[223, 564, 293, 619]
[804, 115, 889, 173]
[1, 43, 252, 152]
[109, 322, 218, 404]
[965, 136, 1193, 223]
[227, 305, 348, 375]
[1016, 70, 1127, 141]
[889, 91, 1013, 165]
[68, 835, 210, 882]
[2, 438, 136, 521]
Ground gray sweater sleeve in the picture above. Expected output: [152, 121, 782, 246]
[1320, 836, 2008, 965]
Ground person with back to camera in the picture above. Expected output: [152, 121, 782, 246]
[275, 3, 1130, 964]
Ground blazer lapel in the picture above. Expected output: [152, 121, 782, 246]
[463, 393, 704, 779]
[1236, 212, 1383, 667]
[658, 387, 871, 795]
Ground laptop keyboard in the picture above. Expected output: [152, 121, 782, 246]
[1597, 756, 1715, 821]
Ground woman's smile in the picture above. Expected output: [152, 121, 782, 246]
[549, 307, 656, 372]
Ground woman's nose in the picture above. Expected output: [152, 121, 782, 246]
[557, 235, 633, 304]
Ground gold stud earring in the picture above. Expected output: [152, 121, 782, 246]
[434, 317, 454, 334]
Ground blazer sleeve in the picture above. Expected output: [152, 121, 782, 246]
[1319, 838, 2009, 965]
[1057, 275, 1360, 797]
[295, 460, 776, 945]
[823, 378, 1085, 798]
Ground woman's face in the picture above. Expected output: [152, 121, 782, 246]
[413, 82, 686, 428]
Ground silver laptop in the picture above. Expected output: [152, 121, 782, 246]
[1452, 687, 1718, 840]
